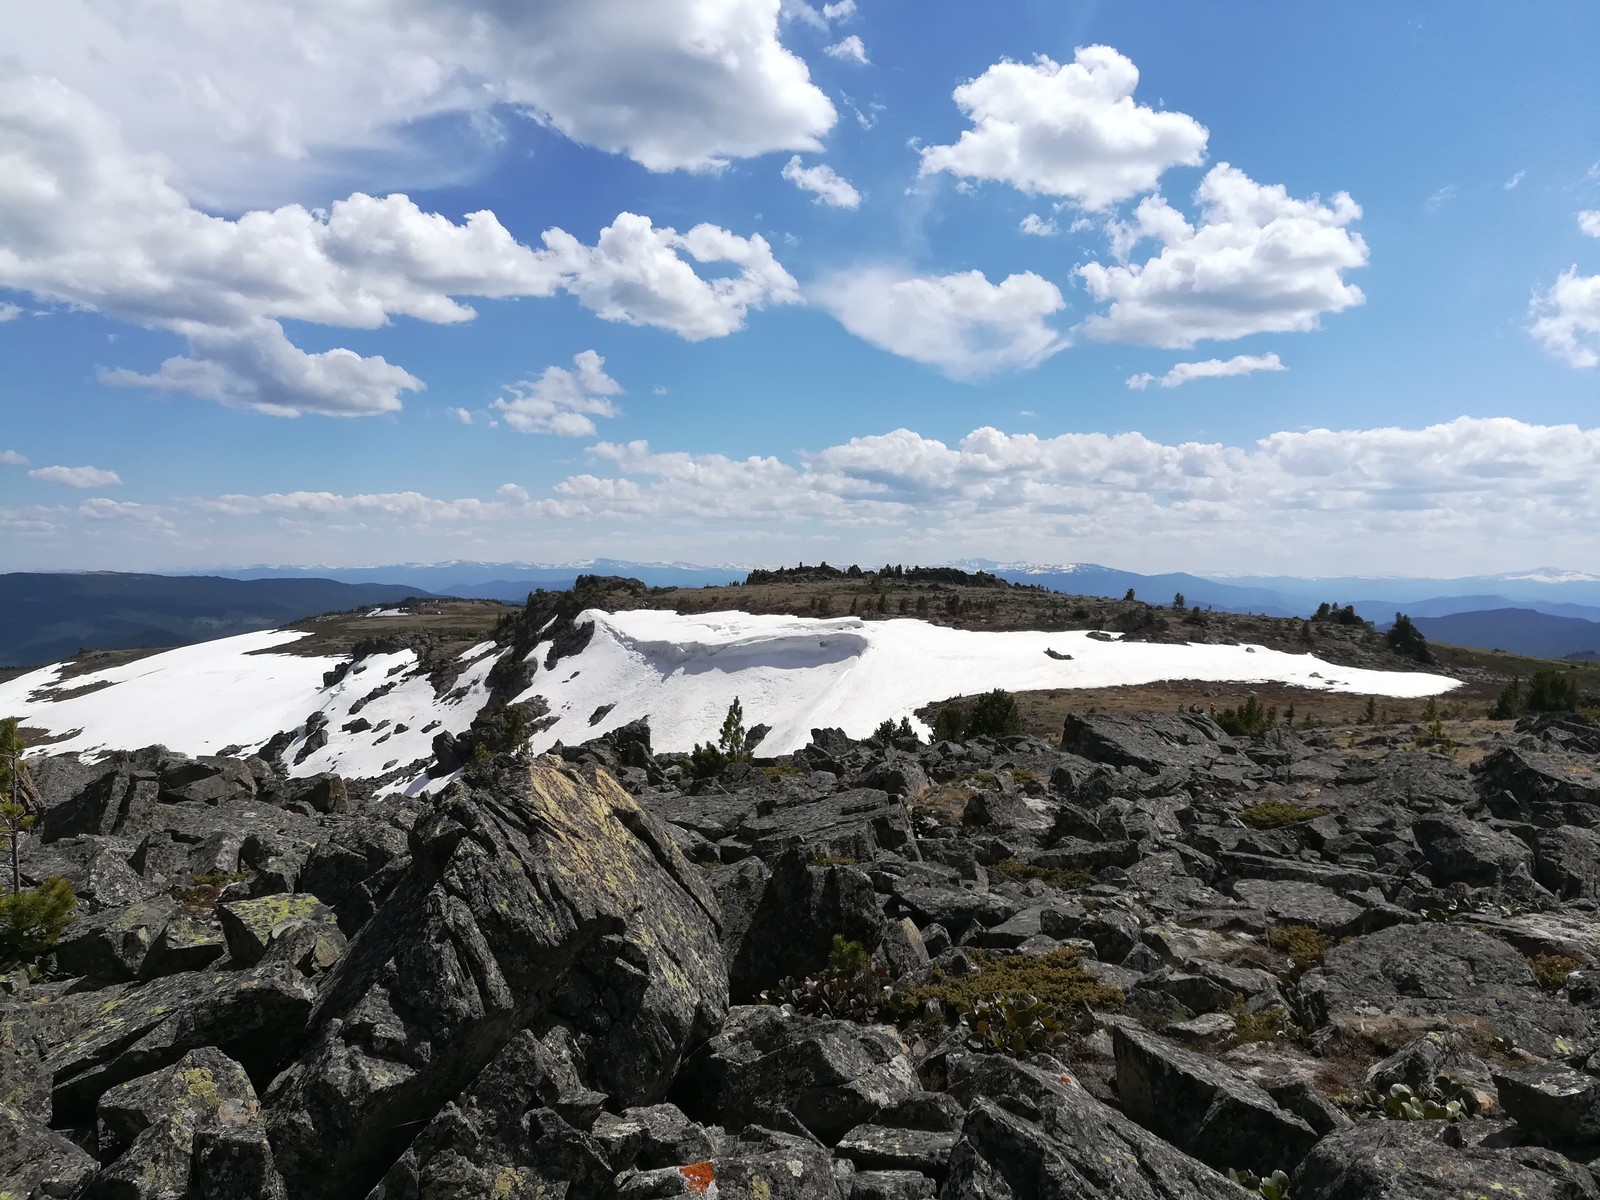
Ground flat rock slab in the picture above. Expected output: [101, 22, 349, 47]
[1229, 879, 1365, 935]
[1495, 1063, 1600, 1145]
[1113, 1022, 1318, 1173]
[943, 1054, 1247, 1200]
[1300, 922, 1590, 1058]
[1292, 1119, 1600, 1199]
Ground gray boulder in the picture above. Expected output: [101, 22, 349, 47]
[265, 757, 728, 1200]
[1292, 1119, 1600, 1199]
[1298, 922, 1588, 1056]
[1112, 1023, 1318, 1174]
[940, 1054, 1246, 1199]
[676, 1006, 918, 1145]
[1495, 1063, 1600, 1145]
[89, 1047, 285, 1199]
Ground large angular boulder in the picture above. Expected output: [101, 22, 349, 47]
[1297, 922, 1588, 1056]
[0, 1102, 97, 1198]
[1112, 1023, 1319, 1174]
[676, 1006, 918, 1145]
[39, 965, 316, 1122]
[264, 757, 728, 1200]
[941, 1054, 1246, 1199]
[89, 1047, 285, 1199]
[712, 849, 884, 1001]
[1059, 712, 1229, 778]
[1292, 1119, 1600, 1199]
[372, 1026, 619, 1198]
[54, 895, 178, 983]
[737, 789, 915, 862]
[1412, 813, 1535, 889]
[1476, 747, 1600, 815]
[1494, 1063, 1600, 1145]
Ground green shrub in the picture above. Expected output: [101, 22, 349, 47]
[931, 705, 968, 742]
[1386, 613, 1433, 664]
[909, 947, 1124, 1016]
[1215, 696, 1278, 737]
[933, 690, 1022, 743]
[1266, 923, 1329, 971]
[1493, 671, 1583, 719]
[0, 877, 77, 969]
[1527, 952, 1583, 991]
[689, 698, 755, 779]
[1238, 801, 1327, 829]
[993, 859, 1091, 890]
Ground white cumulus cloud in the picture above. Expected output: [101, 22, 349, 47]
[781, 157, 863, 208]
[1579, 211, 1600, 238]
[0, 303, 20, 322]
[0, 450, 27, 466]
[0, 78, 797, 415]
[918, 46, 1209, 209]
[1127, 352, 1286, 390]
[1531, 268, 1600, 368]
[813, 268, 1067, 379]
[1078, 164, 1368, 347]
[1019, 213, 1057, 237]
[825, 36, 869, 64]
[492, 350, 624, 437]
[29, 465, 123, 488]
[10, 0, 837, 206]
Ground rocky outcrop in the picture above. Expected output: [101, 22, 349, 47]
[8, 704, 1600, 1199]
[263, 756, 727, 1199]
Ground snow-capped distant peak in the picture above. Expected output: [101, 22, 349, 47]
[1495, 568, 1600, 585]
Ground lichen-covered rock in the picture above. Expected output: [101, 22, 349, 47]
[941, 1054, 1246, 1199]
[265, 756, 727, 1200]
[89, 1047, 285, 1199]
[1298, 922, 1589, 1057]
[616, 1127, 844, 1200]
[55, 896, 178, 983]
[0, 1100, 97, 1198]
[218, 894, 338, 967]
[1112, 1022, 1319, 1174]
[1495, 1063, 1600, 1145]
[39, 965, 315, 1122]
[676, 1006, 919, 1145]
[1292, 1119, 1600, 1199]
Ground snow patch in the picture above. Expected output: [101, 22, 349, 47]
[0, 630, 338, 759]
[514, 609, 1460, 757]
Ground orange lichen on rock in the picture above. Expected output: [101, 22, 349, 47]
[679, 1161, 716, 1195]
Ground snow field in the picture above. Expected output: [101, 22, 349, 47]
[0, 608, 1461, 783]
[0, 630, 339, 759]
[515, 609, 1461, 756]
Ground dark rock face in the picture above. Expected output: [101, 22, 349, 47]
[11, 701, 1600, 1199]
[91, 1047, 285, 1198]
[676, 1006, 918, 1145]
[941, 1055, 1245, 1199]
[714, 850, 884, 1001]
[1292, 1120, 1600, 1199]
[264, 757, 727, 1199]
[1059, 712, 1228, 777]
[1112, 1022, 1319, 1173]
[1299, 923, 1588, 1054]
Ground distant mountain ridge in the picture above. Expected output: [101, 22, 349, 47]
[1401, 608, 1600, 662]
[17, 559, 1600, 669]
[0, 573, 438, 668]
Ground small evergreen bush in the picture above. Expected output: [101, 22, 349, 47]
[0, 877, 76, 970]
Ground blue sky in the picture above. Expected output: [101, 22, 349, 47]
[2, 0, 1599, 575]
